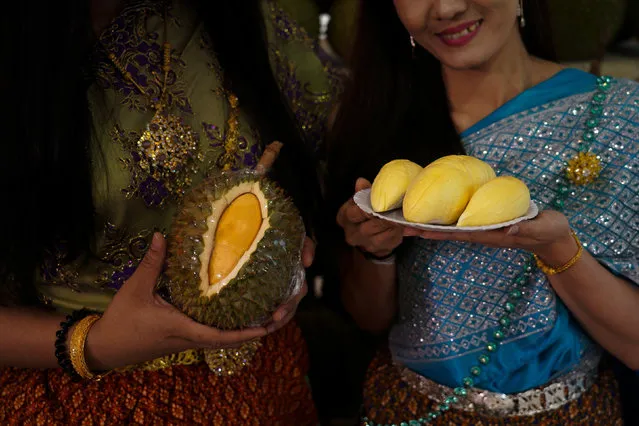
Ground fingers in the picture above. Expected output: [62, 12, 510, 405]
[413, 227, 532, 249]
[336, 178, 374, 228]
[355, 177, 372, 192]
[513, 210, 568, 237]
[255, 141, 283, 175]
[359, 218, 395, 236]
[129, 233, 166, 296]
[343, 214, 400, 248]
[268, 282, 308, 332]
[337, 177, 404, 254]
[184, 320, 268, 349]
[302, 238, 315, 268]
[267, 310, 296, 334]
[342, 201, 370, 225]
[416, 229, 507, 245]
[403, 227, 422, 237]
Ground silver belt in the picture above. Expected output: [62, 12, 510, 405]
[396, 352, 600, 418]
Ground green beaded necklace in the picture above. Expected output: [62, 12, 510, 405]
[362, 75, 611, 426]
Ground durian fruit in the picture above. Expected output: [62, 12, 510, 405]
[403, 164, 474, 225]
[370, 159, 423, 212]
[429, 155, 496, 192]
[457, 176, 530, 227]
[166, 169, 305, 330]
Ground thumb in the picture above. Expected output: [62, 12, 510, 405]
[302, 237, 315, 268]
[130, 232, 166, 294]
[255, 141, 283, 175]
[355, 178, 372, 193]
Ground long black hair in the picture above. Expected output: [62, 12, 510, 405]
[325, 1, 555, 217]
[0, 0, 322, 305]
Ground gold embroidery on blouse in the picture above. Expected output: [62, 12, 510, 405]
[97, 3, 202, 206]
[41, 223, 158, 292]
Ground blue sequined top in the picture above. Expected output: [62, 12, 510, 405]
[390, 69, 639, 394]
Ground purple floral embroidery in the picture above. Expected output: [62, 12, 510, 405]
[108, 264, 137, 290]
[139, 176, 170, 207]
[203, 121, 223, 145]
[94, 2, 192, 115]
[96, 2, 202, 208]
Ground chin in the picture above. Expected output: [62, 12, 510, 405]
[436, 52, 490, 71]
[425, 36, 499, 71]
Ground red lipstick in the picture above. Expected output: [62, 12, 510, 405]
[436, 20, 482, 47]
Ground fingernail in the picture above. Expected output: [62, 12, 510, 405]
[151, 232, 162, 249]
[507, 225, 520, 236]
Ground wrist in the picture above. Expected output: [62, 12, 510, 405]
[534, 231, 578, 267]
[356, 246, 396, 265]
[56, 309, 90, 379]
[83, 318, 113, 371]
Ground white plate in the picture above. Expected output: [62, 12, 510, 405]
[353, 188, 539, 232]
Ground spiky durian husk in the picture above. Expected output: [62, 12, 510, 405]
[165, 169, 305, 330]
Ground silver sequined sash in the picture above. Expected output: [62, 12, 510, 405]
[396, 353, 600, 417]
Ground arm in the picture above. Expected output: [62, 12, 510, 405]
[411, 210, 639, 370]
[535, 236, 639, 370]
[336, 178, 405, 333]
[0, 234, 278, 371]
[339, 247, 398, 333]
[0, 307, 65, 368]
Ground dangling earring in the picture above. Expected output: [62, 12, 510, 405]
[517, 0, 526, 28]
[410, 35, 416, 58]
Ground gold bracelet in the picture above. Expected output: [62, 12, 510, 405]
[533, 230, 583, 276]
[69, 314, 110, 380]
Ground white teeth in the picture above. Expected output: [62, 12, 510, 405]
[441, 22, 480, 40]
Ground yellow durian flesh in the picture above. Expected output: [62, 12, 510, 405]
[209, 193, 263, 285]
[402, 164, 474, 225]
[430, 155, 496, 192]
[457, 176, 530, 227]
[370, 159, 423, 212]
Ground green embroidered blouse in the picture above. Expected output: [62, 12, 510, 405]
[36, 0, 340, 313]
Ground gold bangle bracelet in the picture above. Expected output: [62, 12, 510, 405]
[69, 314, 108, 380]
[533, 230, 583, 276]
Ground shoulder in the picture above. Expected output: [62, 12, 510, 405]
[259, 0, 344, 146]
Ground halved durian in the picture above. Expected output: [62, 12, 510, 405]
[166, 169, 305, 330]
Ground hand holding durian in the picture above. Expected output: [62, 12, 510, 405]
[370, 155, 531, 227]
[162, 141, 310, 374]
[165, 141, 308, 332]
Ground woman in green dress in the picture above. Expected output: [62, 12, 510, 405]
[0, 0, 340, 424]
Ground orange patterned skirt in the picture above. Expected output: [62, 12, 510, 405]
[0, 322, 317, 426]
[361, 351, 623, 425]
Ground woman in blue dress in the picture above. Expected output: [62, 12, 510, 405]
[327, 0, 638, 424]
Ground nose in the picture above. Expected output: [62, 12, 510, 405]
[433, 0, 468, 20]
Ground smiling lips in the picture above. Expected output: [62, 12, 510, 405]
[436, 20, 482, 47]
